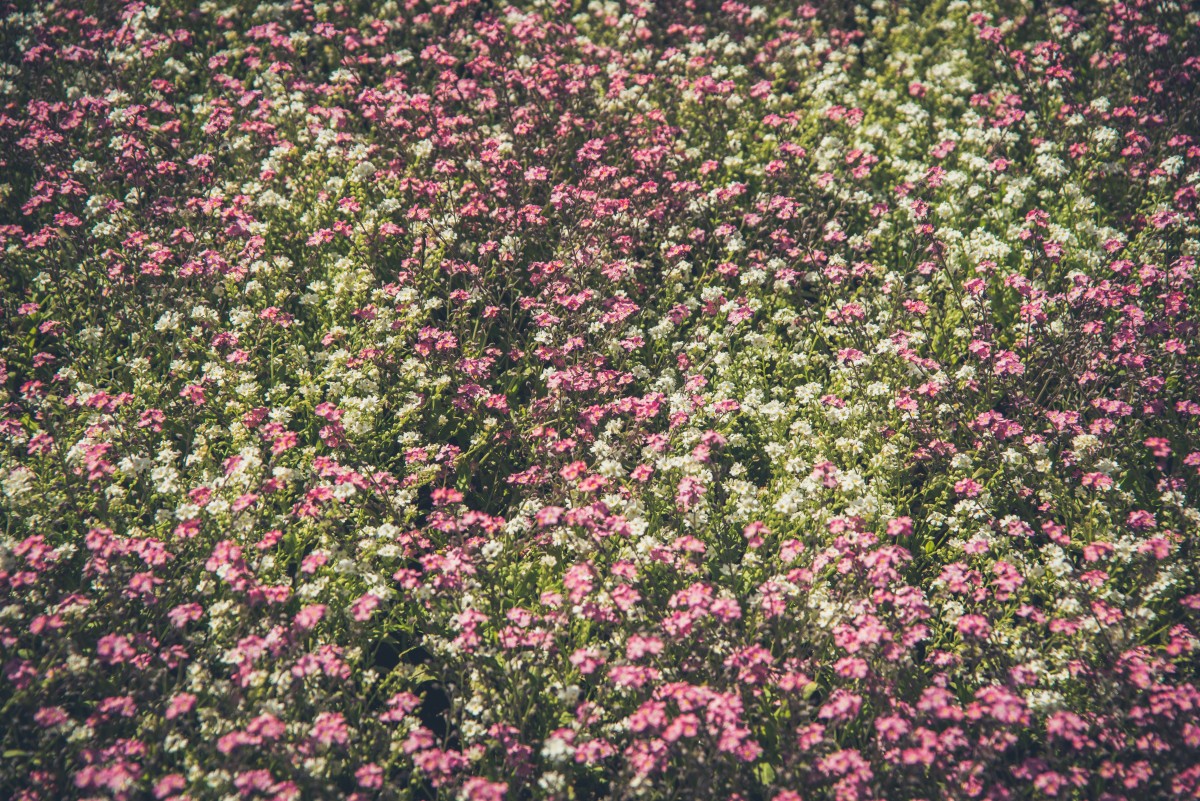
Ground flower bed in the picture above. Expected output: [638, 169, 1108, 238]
[2, 1, 1199, 799]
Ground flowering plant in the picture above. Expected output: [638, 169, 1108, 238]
[2, 1, 1199, 799]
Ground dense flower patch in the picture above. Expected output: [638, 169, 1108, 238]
[2, 0, 1200, 798]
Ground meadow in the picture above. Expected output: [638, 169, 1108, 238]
[1, 1, 1199, 799]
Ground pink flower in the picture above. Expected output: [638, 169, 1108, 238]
[956, 614, 992, 640]
[663, 713, 700, 742]
[628, 700, 668, 733]
[380, 692, 421, 723]
[301, 552, 328, 573]
[431, 487, 463, 506]
[570, 646, 606, 675]
[311, 712, 349, 747]
[167, 602, 203, 628]
[154, 774, 186, 800]
[1145, 437, 1172, 457]
[742, 521, 769, 549]
[836, 348, 865, 364]
[179, 384, 206, 405]
[96, 633, 135, 665]
[350, 593, 381, 622]
[355, 764, 383, 789]
[1127, 509, 1156, 530]
[954, 478, 983, 497]
[626, 634, 664, 660]
[294, 604, 326, 631]
[780, 539, 805, 562]
[461, 777, 507, 801]
[630, 464, 654, 482]
[818, 690, 863, 723]
[993, 350, 1025, 376]
[675, 476, 706, 511]
[165, 693, 196, 720]
[34, 706, 68, 727]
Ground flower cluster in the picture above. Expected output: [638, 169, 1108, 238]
[2, 0, 1199, 799]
